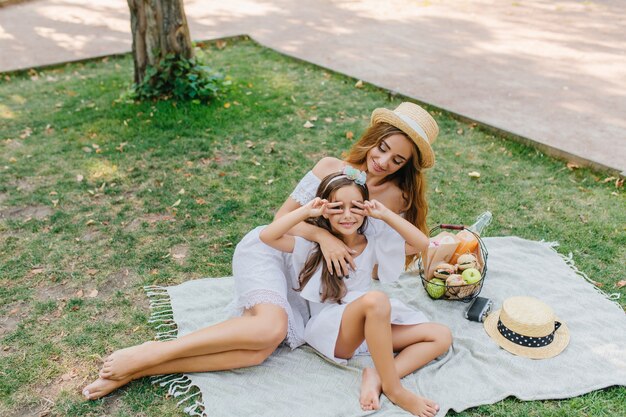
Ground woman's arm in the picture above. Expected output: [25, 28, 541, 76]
[358, 200, 429, 256]
[260, 198, 327, 253]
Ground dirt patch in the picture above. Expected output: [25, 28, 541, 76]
[170, 243, 189, 265]
[34, 281, 75, 302]
[123, 213, 175, 232]
[1, 300, 30, 336]
[98, 267, 138, 298]
[0, 205, 53, 220]
[15, 179, 37, 192]
[80, 230, 102, 242]
[0, 192, 7, 205]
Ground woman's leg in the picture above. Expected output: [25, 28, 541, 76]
[99, 303, 287, 381]
[334, 291, 439, 417]
[84, 346, 276, 400]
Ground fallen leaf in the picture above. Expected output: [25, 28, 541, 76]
[76, 289, 84, 297]
[354, 80, 364, 88]
[9, 157, 17, 163]
[178, 188, 185, 195]
[457, 128, 464, 135]
[266, 178, 274, 185]
[87, 269, 98, 276]
[468, 171, 481, 178]
[76, 174, 84, 182]
[31, 267, 45, 274]
[88, 289, 98, 298]
[602, 176, 616, 183]
[171, 199, 181, 207]
[309, 116, 318, 121]
[86, 219, 96, 225]
[215, 40, 227, 50]
[303, 121, 315, 128]
[265, 141, 276, 154]
[224, 102, 231, 109]
[566, 162, 579, 170]
[115, 142, 127, 152]
[196, 198, 206, 205]
[616, 280, 626, 288]
[324, 117, 333, 123]
[51, 199, 59, 207]
[616, 178, 624, 189]
[346, 131, 354, 140]
[245, 140, 255, 148]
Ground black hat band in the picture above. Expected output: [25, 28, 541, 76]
[497, 319, 561, 348]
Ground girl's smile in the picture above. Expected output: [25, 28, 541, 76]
[326, 185, 365, 237]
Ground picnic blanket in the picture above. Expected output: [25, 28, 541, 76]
[145, 237, 626, 416]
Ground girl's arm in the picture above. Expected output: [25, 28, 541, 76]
[260, 198, 328, 253]
[357, 200, 429, 256]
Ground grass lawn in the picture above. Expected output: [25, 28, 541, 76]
[0, 38, 624, 417]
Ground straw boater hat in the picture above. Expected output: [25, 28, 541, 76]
[484, 296, 570, 359]
[371, 102, 439, 168]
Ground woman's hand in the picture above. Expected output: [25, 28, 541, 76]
[318, 232, 356, 277]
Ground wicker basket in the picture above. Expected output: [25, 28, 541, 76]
[418, 224, 488, 302]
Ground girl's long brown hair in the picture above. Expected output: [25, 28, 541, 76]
[296, 173, 369, 304]
[344, 122, 428, 267]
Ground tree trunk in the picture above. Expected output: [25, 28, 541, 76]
[128, 0, 194, 85]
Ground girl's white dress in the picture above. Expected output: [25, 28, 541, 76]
[292, 229, 429, 364]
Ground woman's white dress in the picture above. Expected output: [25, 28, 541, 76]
[291, 230, 428, 364]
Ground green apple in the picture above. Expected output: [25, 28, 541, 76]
[426, 278, 446, 299]
[461, 268, 481, 284]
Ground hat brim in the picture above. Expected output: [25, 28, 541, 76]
[483, 309, 570, 360]
[371, 108, 435, 168]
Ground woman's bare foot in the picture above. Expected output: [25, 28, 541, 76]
[360, 367, 382, 411]
[82, 376, 132, 400]
[99, 341, 161, 380]
[384, 386, 439, 417]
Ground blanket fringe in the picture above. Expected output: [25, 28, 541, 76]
[144, 285, 208, 417]
[540, 241, 622, 308]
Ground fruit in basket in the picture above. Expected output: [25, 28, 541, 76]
[462, 268, 481, 284]
[446, 274, 465, 286]
[456, 253, 478, 271]
[433, 263, 456, 279]
[426, 278, 446, 299]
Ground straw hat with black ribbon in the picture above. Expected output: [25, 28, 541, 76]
[484, 296, 570, 359]
[370, 102, 439, 169]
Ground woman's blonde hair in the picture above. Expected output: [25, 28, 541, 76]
[344, 122, 428, 267]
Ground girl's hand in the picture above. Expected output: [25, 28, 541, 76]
[318, 233, 356, 277]
[306, 198, 344, 218]
[362, 199, 390, 219]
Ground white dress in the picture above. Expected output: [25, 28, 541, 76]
[292, 231, 429, 365]
[228, 171, 321, 348]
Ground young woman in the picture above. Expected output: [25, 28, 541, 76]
[260, 171, 451, 416]
[83, 102, 441, 400]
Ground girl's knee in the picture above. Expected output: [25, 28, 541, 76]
[361, 291, 391, 316]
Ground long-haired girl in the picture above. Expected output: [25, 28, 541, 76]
[260, 170, 452, 417]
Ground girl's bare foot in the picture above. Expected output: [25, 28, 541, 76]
[360, 367, 382, 411]
[99, 341, 160, 380]
[82, 376, 132, 400]
[384, 386, 439, 417]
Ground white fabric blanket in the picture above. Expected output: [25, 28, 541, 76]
[146, 237, 626, 416]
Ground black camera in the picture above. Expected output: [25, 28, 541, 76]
[465, 296, 493, 322]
